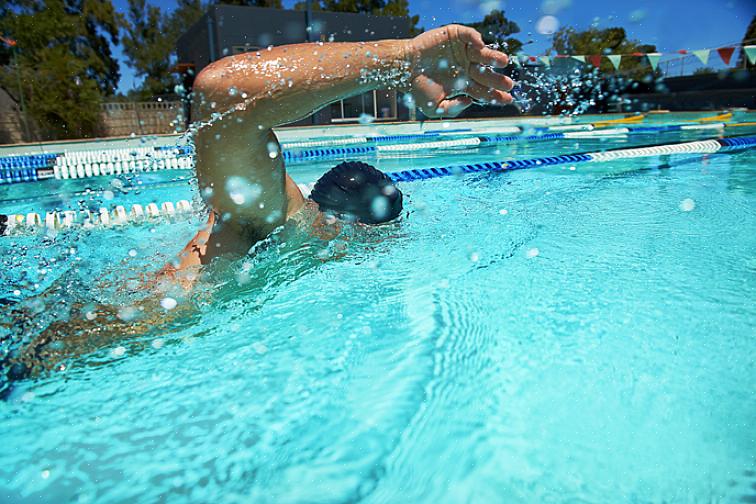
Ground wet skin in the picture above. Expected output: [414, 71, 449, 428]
[168, 24, 514, 280]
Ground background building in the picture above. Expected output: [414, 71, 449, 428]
[176, 5, 412, 125]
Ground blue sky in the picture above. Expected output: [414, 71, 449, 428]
[112, 0, 754, 93]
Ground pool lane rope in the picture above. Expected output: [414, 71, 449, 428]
[281, 124, 729, 162]
[4, 136, 755, 236]
[0, 115, 748, 183]
[385, 136, 755, 182]
[1, 200, 195, 236]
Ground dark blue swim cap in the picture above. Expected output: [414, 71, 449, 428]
[310, 161, 403, 224]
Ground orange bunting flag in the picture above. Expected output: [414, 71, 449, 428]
[588, 55, 602, 68]
[0, 35, 17, 47]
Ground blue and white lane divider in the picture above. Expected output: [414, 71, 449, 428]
[0, 153, 57, 169]
[198, 134, 756, 200]
[0, 121, 745, 184]
[1, 200, 195, 235]
[4, 136, 754, 235]
[385, 136, 756, 182]
[283, 124, 734, 162]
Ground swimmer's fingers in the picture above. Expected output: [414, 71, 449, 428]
[469, 64, 515, 93]
[434, 96, 473, 118]
[458, 28, 509, 67]
[464, 82, 513, 105]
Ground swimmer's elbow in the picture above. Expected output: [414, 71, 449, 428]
[192, 62, 273, 127]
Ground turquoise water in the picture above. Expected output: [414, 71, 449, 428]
[1, 123, 756, 502]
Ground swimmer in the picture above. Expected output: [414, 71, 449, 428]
[0, 26, 513, 393]
[163, 24, 514, 283]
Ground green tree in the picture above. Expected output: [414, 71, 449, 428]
[549, 26, 657, 80]
[465, 9, 522, 55]
[737, 15, 755, 69]
[380, 0, 421, 36]
[121, 0, 204, 99]
[0, 0, 121, 139]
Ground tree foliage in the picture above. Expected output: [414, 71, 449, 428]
[121, 0, 204, 99]
[465, 9, 522, 55]
[0, 0, 121, 139]
[549, 26, 657, 80]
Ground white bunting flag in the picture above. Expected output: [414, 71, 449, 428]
[745, 45, 756, 65]
[692, 49, 710, 65]
[570, 55, 585, 63]
[646, 53, 662, 70]
[607, 55, 622, 70]
[539, 56, 551, 67]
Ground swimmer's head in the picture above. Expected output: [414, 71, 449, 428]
[310, 161, 403, 224]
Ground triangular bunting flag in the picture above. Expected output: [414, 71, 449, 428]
[571, 55, 585, 63]
[716, 47, 735, 65]
[745, 45, 756, 65]
[587, 55, 602, 68]
[539, 56, 551, 67]
[646, 53, 662, 70]
[607, 55, 622, 69]
[692, 49, 710, 65]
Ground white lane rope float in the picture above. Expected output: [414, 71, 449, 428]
[3, 135, 754, 236]
[1, 200, 195, 236]
[1, 116, 745, 184]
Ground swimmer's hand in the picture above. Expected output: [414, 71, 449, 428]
[405, 25, 514, 118]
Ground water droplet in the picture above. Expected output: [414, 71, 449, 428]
[358, 113, 375, 124]
[370, 195, 390, 220]
[117, 306, 138, 321]
[225, 176, 262, 206]
[111, 346, 126, 357]
[526, 248, 540, 259]
[253, 342, 268, 354]
[267, 141, 279, 159]
[160, 297, 177, 310]
[679, 198, 695, 212]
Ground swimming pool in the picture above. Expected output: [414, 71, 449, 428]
[1, 114, 756, 502]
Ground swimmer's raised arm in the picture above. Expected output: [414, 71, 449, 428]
[184, 25, 513, 264]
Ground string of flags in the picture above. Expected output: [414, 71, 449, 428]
[514, 45, 756, 71]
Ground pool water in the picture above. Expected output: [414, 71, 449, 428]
[1, 119, 756, 502]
